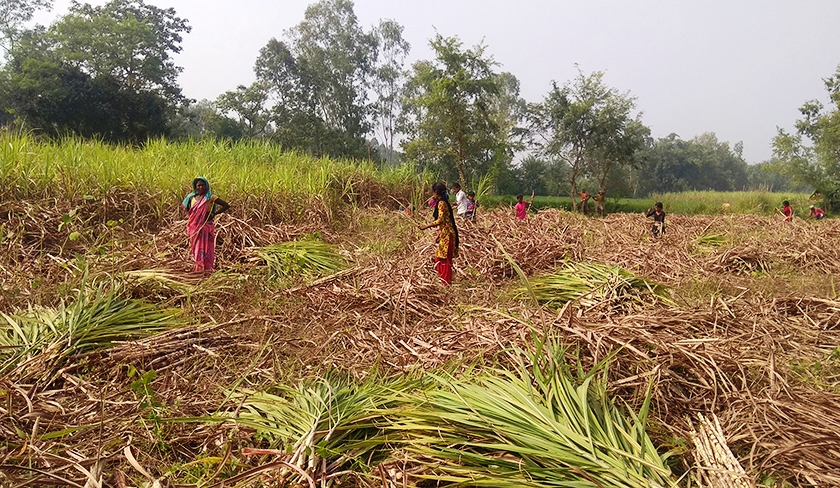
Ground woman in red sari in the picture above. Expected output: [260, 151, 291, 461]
[182, 177, 229, 273]
[418, 182, 459, 285]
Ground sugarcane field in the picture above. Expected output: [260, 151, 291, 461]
[0, 136, 837, 488]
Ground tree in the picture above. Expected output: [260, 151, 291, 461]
[170, 99, 243, 141]
[216, 82, 271, 139]
[50, 0, 190, 104]
[2, 28, 170, 141]
[1, 0, 190, 141]
[529, 70, 643, 210]
[633, 133, 750, 196]
[0, 0, 53, 55]
[249, 0, 377, 158]
[402, 34, 502, 188]
[589, 116, 649, 194]
[773, 64, 840, 210]
[370, 19, 409, 166]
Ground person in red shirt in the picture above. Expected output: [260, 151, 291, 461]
[808, 205, 826, 220]
[515, 191, 534, 219]
[578, 190, 591, 215]
[776, 200, 793, 222]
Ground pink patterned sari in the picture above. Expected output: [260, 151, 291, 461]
[185, 195, 217, 272]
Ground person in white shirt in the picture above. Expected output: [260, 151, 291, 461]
[452, 182, 468, 217]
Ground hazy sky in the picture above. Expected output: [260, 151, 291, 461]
[34, 0, 840, 163]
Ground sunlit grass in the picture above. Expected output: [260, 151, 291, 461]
[0, 132, 419, 216]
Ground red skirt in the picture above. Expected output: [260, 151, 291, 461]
[435, 235, 454, 285]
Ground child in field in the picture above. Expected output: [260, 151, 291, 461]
[776, 200, 793, 222]
[515, 191, 534, 219]
[808, 205, 825, 220]
[645, 202, 666, 237]
[594, 190, 606, 217]
[465, 191, 478, 221]
[579, 189, 591, 215]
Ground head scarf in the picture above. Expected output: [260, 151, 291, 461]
[182, 177, 213, 209]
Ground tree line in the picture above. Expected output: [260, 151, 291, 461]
[1, 0, 833, 204]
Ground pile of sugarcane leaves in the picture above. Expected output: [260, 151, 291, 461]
[2, 201, 840, 487]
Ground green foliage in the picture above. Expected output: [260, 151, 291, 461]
[512, 261, 669, 311]
[253, 238, 347, 282]
[227, 0, 391, 158]
[695, 233, 727, 247]
[391, 339, 675, 487]
[234, 372, 424, 484]
[52, 0, 190, 103]
[634, 132, 751, 197]
[529, 69, 647, 209]
[1, 0, 189, 141]
[649, 190, 812, 217]
[128, 366, 167, 449]
[402, 34, 517, 189]
[0, 0, 53, 51]
[230, 338, 675, 487]
[0, 287, 185, 374]
[0, 133, 415, 217]
[772, 64, 840, 211]
[370, 18, 410, 165]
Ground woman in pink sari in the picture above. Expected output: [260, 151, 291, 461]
[182, 177, 229, 273]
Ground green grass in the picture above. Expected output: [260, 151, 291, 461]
[648, 190, 813, 217]
[480, 190, 815, 216]
[0, 131, 421, 218]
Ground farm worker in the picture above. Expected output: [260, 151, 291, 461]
[418, 182, 459, 286]
[579, 189, 591, 215]
[594, 190, 606, 217]
[182, 177, 229, 273]
[515, 191, 534, 219]
[721, 203, 731, 213]
[808, 205, 826, 220]
[775, 200, 793, 222]
[465, 191, 478, 221]
[452, 182, 469, 218]
[645, 202, 666, 237]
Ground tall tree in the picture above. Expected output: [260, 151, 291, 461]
[249, 0, 377, 157]
[529, 70, 642, 210]
[50, 0, 190, 104]
[633, 133, 750, 196]
[401, 34, 502, 188]
[370, 19, 409, 165]
[216, 82, 271, 139]
[589, 111, 649, 194]
[773, 64, 840, 210]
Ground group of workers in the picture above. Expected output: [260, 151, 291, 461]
[777, 200, 826, 222]
[177, 177, 829, 286]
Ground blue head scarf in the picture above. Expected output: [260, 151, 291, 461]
[182, 177, 213, 209]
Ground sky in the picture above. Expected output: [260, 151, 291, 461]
[33, 0, 840, 163]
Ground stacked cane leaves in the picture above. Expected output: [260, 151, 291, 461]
[513, 261, 671, 312]
[0, 286, 186, 380]
[230, 336, 676, 487]
[390, 337, 676, 487]
[233, 372, 427, 486]
[252, 238, 347, 284]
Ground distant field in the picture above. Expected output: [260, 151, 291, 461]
[481, 190, 816, 217]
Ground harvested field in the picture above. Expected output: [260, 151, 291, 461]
[2, 201, 840, 487]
